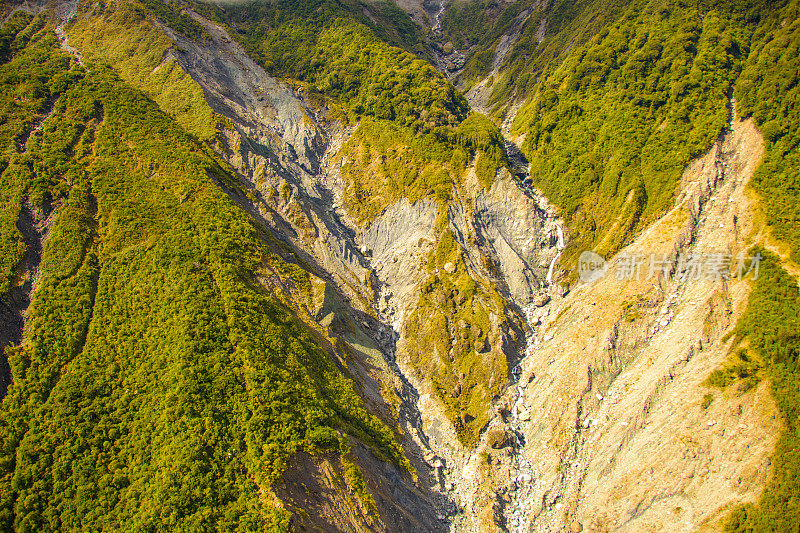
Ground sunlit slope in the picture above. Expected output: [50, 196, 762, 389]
[0, 13, 406, 531]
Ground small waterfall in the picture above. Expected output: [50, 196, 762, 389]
[503, 188, 566, 531]
[497, 126, 567, 532]
[545, 223, 565, 285]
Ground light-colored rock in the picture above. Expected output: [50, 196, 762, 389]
[502, 114, 777, 532]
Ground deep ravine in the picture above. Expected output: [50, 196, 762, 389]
[496, 134, 565, 532]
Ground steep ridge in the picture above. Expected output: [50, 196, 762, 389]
[0, 202, 48, 397]
[0, 5, 439, 530]
[131, 9, 455, 531]
[156, 9, 374, 306]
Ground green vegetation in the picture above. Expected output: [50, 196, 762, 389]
[201, 0, 431, 68]
[445, 0, 627, 99]
[0, 13, 408, 531]
[512, 1, 752, 275]
[404, 211, 510, 446]
[67, 0, 218, 141]
[442, 0, 526, 52]
[224, 11, 467, 130]
[735, 1, 800, 262]
[705, 346, 763, 392]
[339, 113, 506, 224]
[716, 250, 800, 531]
[303, 20, 466, 128]
[701, 392, 714, 409]
[139, 0, 212, 43]
[341, 454, 379, 516]
[0, 11, 72, 294]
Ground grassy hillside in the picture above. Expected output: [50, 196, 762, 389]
[720, 250, 800, 531]
[0, 12, 408, 531]
[718, 0, 800, 529]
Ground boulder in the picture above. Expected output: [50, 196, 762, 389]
[532, 294, 551, 307]
[486, 427, 514, 449]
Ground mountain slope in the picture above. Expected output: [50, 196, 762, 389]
[0, 7, 422, 531]
[0, 0, 799, 531]
[438, 0, 800, 529]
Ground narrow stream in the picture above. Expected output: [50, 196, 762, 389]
[546, 223, 565, 285]
[500, 131, 566, 531]
[506, 308, 538, 532]
[432, 0, 446, 31]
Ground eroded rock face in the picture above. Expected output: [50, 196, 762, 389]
[382, 111, 777, 533]
[159, 10, 381, 313]
[471, 174, 561, 306]
[499, 115, 776, 532]
[360, 198, 438, 329]
[350, 168, 562, 532]
[159, 13, 323, 176]
[275, 444, 448, 533]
